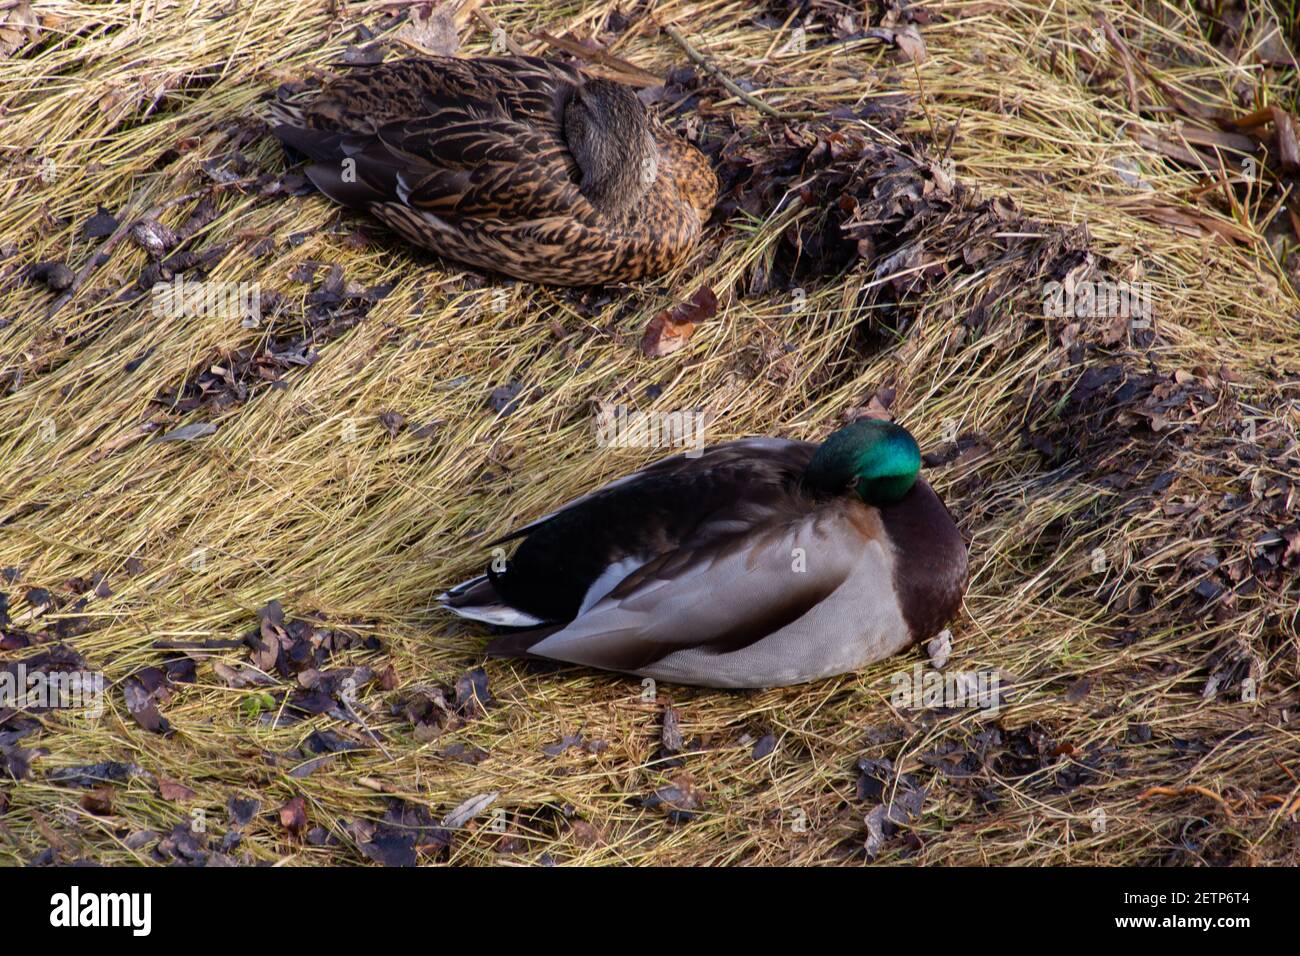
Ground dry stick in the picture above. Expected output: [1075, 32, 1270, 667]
[472, 6, 526, 57]
[533, 30, 663, 87]
[450, 0, 486, 30]
[911, 60, 939, 146]
[1263, 795, 1300, 814]
[942, 107, 967, 162]
[659, 23, 817, 121]
[1095, 13, 1141, 114]
[1262, 766, 1300, 816]
[1273, 756, 1299, 785]
[342, 695, 395, 762]
[47, 177, 257, 321]
[1138, 785, 1237, 822]
[760, 7, 803, 63]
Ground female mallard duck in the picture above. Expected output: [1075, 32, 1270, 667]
[268, 56, 717, 285]
[440, 419, 968, 688]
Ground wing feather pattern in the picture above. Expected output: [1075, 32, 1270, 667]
[268, 55, 716, 284]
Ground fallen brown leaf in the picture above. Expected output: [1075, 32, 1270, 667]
[80, 788, 115, 816]
[0, 1, 39, 57]
[394, 5, 459, 57]
[641, 286, 717, 358]
[279, 795, 307, 834]
[159, 779, 198, 802]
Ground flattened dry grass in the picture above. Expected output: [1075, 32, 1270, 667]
[0, 0, 1297, 865]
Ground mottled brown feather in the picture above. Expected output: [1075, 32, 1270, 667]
[268, 56, 717, 285]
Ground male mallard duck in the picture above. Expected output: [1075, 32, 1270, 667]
[440, 419, 968, 688]
[268, 56, 717, 285]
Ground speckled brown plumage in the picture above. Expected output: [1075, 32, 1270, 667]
[268, 56, 717, 285]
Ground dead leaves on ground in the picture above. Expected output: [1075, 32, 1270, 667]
[278, 795, 308, 835]
[244, 600, 380, 682]
[641, 772, 705, 823]
[640, 285, 717, 357]
[151, 263, 394, 430]
[0, 1, 39, 57]
[123, 666, 174, 735]
[1030, 357, 1300, 625]
[391, 4, 460, 57]
[395, 666, 492, 742]
[158, 778, 198, 802]
[1073, 14, 1300, 254]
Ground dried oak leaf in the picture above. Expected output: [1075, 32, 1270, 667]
[543, 730, 585, 756]
[279, 795, 308, 834]
[158, 778, 198, 802]
[661, 706, 684, 753]
[1, 744, 34, 780]
[212, 660, 276, 688]
[641, 772, 704, 823]
[28, 261, 73, 292]
[82, 205, 119, 239]
[47, 761, 149, 788]
[156, 822, 209, 863]
[393, 5, 460, 57]
[398, 685, 455, 741]
[378, 410, 406, 438]
[0, 2, 39, 58]
[641, 286, 717, 358]
[359, 830, 417, 867]
[227, 796, 260, 827]
[123, 666, 173, 735]
[454, 667, 492, 718]
[80, 788, 115, 816]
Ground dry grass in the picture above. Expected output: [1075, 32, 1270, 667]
[1, 0, 1298, 866]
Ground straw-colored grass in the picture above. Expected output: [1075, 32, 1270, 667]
[1, 0, 1297, 865]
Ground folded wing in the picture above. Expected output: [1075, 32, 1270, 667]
[520, 499, 899, 685]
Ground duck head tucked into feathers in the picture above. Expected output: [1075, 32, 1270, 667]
[803, 419, 921, 505]
[266, 56, 716, 285]
[439, 419, 968, 689]
[563, 78, 658, 217]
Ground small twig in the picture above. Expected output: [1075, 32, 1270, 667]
[472, 7, 526, 57]
[1262, 795, 1300, 814]
[942, 107, 966, 161]
[912, 60, 938, 145]
[760, 7, 802, 62]
[47, 177, 257, 321]
[533, 30, 663, 87]
[1094, 13, 1141, 114]
[343, 695, 395, 761]
[450, 0, 485, 30]
[1138, 785, 1237, 822]
[659, 23, 816, 121]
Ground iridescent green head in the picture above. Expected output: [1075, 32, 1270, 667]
[804, 419, 921, 505]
